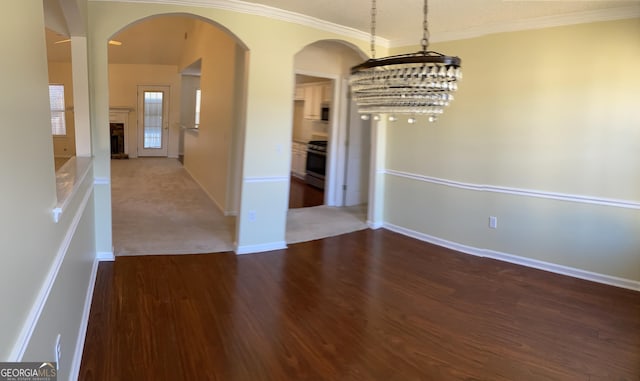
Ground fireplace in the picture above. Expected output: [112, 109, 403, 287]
[109, 108, 131, 159]
[110, 123, 127, 159]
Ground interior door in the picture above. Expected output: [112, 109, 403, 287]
[137, 85, 169, 157]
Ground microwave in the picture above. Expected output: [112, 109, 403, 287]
[321, 105, 330, 121]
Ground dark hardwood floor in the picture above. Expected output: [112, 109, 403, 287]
[289, 175, 324, 209]
[79, 229, 640, 381]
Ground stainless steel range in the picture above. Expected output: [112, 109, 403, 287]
[305, 140, 327, 189]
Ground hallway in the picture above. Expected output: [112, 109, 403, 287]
[111, 158, 236, 255]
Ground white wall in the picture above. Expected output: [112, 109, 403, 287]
[108, 63, 181, 158]
[384, 19, 640, 284]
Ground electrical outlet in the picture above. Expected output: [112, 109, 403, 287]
[489, 216, 498, 229]
[54, 334, 61, 370]
[248, 210, 257, 222]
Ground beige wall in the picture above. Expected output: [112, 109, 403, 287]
[180, 74, 200, 131]
[0, 1, 58, 357]
[384, 19, 640, 281]
[108, 64, 181, 158]
[48, 61, 76, 157]
[179, 20, 239, 213]
[294, 41, 364, 76]
[23, 171, 96, 380]
[0, 0, 96, 369]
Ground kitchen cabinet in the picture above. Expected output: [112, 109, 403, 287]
[299, 81, 332, 120]
[303, 85, 323, 120]
[291, 141, 307, 179]
[321, 83, 333, 103]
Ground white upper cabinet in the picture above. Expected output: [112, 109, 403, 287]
[321, 83, 332, 104]
[297, 81, 332, 120]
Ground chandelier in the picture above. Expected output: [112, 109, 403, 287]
[349, 0, 462, 123]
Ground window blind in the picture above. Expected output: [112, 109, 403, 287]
[49, 84, 66, 136]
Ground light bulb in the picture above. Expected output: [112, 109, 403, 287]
[388, 115, 397, 122]
[373, 115, 380, 121]
[428, 115, 437, 123]
[360, 114, 370, 120]
[408, 117, 417, 124]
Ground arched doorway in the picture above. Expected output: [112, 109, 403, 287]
[107, 14, 248, 255]
[286, 40, 374, 243]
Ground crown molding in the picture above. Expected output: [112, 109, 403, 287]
[90, 0, 390, 48]
[391, 5, 640, 48]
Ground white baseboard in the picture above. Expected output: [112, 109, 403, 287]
[69, 256, 100, 380]
[96, 251, 115, 261]
[384, 222, 640, 292]
[235, 241, 287, 255]
[367, 220, 384, 230]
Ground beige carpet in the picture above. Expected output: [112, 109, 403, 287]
[112, 158, 368, 256]
[286, 205, 368, 244]
[112, 158, 236, 255]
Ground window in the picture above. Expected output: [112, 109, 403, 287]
[49, 84, 66, 135]
[143, 91, 163, 149]
[194, 89, 201, 128]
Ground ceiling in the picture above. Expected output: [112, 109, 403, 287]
[108, 16, 196, 65]
[228, 0, 640, 44]
[45, 28, 72, 62]
[45, 16, 198, 64]
[47, 0, 640, 64]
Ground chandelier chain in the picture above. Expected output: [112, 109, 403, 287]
[421, 0, 430, 51]
[370, 0, 377, 59]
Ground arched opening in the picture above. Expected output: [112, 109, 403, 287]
[107, 13, 248, 256]
[286, 40, 373, 243]
[44, 27, 76, 171]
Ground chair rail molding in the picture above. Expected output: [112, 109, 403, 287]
[384, 169, 640, 210]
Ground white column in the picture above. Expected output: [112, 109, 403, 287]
[367, 118, 386, 229]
